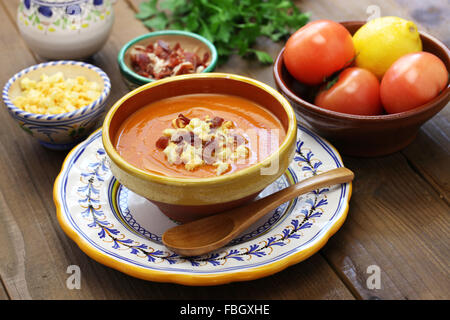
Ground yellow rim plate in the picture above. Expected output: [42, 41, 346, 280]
[54, 126, 352, 286]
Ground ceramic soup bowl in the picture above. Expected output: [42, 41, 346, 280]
[102, 73, 297, 223]
[17, 0, 115, 60]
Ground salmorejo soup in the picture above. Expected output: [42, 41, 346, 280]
[114, 93, 286, 178]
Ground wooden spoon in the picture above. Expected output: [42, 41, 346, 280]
[162, 167, 354, 256]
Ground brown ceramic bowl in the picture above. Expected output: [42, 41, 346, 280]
[273, 21, 450, 157]
[102, 73, 297, 223]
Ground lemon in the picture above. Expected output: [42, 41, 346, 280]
[353, 16, 422, 78]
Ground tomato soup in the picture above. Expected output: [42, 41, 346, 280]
[114, 94, 286, 178]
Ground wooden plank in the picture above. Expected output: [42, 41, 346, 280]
[322, 153, 450, 299]
[401, 107, 450, 203]
[0, 189, 33, 300]
[0, 270, 10, 300]
[0, 286, 9, 300]
[394, 0, 450, 46]
[0, 2, 66, 300]
[2, 0, 447, 300]
[296, 0, 449, 45]
[0, 0, 173, 300]
[123, 0, 357, 299]
[128, 0, 450, 300]
[293, 0, 450, 300]
[85, 253, 355, 300]
[0, 0, 354, 299]
[0, 0, 148, 300]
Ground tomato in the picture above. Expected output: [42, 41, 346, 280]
[314, 67, 382, 115]
[283, 20, 355, 85]
[380, 52, 448, 114]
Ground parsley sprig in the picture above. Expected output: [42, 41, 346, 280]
[136, 0, 309, 64]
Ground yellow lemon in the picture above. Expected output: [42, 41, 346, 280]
[353, 16, 422, 78]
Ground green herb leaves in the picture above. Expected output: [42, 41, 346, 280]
[136, 0, 309, 64]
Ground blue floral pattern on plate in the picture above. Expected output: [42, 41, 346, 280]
[54, 126, 351, 284]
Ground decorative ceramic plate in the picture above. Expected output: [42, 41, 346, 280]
[54, 126, 352, 286]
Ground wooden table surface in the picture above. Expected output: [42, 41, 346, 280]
[0, 0, 448, 300]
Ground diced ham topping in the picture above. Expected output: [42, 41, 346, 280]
[130, 40, 210, 80]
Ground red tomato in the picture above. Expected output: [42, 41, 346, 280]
[380, 52, 448, 114]
[314, 67, 382, 115]
[283, 20, 355, 85]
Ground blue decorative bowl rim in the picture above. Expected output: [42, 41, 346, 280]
[24, 0, 100, 6]
[2, 60, 111, 124]
[118, 30, 218, 86]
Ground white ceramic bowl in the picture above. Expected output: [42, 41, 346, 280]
[2, 60, 111, 150]
[17, 0, 115, 60]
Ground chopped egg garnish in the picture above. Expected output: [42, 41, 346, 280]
[156, 114, 251, 176]
[12, 72, 101, 114]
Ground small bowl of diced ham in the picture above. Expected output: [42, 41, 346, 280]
[118, 30, 218, 89]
